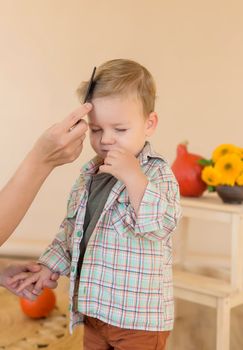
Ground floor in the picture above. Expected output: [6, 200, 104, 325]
[0, 257, 83, 349]
[167, 299, 243, 350]
[1, 258, 243, 349]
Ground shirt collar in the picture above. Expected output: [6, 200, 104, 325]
[80, 155, 103, 176]
[137, 141, 165, 165]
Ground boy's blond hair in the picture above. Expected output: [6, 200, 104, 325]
[77, 59, 156, 116]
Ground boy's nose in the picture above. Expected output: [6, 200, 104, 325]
[100, 132, 115, 145]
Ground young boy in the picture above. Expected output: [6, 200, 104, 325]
[11, 59, 181, 350]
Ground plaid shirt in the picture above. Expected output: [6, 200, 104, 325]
[39, 142, 181, 332]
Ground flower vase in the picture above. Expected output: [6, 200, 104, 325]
[216, 185, 243, 204]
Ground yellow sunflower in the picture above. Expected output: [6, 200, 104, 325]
[212, 144, 237, 163]
[214, 153, 243, 186]
[201, 166, 221, 186]
[235, 147, 243, 160]
[236, 173, 243, 186]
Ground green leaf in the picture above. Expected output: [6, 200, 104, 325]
[208, 185, 216, 192]
[198, 159, 213, 166]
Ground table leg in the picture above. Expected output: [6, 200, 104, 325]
[216, 297, 230, 350]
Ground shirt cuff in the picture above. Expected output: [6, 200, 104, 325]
[38, 246, 70, 276]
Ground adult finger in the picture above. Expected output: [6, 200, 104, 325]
[7, 272, 30, 285]
[63, 103, 92, 132]
[68, 119, 88, 137]
[22, 289, 38, 301]
[17, 275, 37, 293]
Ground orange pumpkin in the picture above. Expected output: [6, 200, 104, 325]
[19, 288, 56, 319]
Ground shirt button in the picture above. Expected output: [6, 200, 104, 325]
[77, 231, 82, 237]
[71, 266, 75, 273]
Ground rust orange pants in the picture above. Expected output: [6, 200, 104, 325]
[83, 316, 170, 350]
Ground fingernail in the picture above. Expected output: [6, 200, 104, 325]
[84, 102, 92, 109]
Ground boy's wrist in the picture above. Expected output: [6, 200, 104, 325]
[124, 172, 148, 214]
[123, 170, 147, 188]
[124, 172, 148, 197]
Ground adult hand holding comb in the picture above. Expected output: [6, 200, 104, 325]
[0, 103, 92, 247]
[43, 102, 92, 166]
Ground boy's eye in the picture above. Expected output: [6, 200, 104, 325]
[115, 128, 127, 132]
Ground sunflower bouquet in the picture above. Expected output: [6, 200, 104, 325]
[199, 144, 243, 192]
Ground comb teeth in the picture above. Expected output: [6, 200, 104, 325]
[83, 66, 96, 103]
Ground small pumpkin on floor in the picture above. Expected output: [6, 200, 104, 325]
[19, 288, 56, 319]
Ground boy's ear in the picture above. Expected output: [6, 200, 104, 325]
[145, 112, 158, 136]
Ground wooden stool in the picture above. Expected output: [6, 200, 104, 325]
[174, 194, 243, 350]
[173, 269, 243, 350]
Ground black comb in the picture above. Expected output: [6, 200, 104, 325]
[83, 66, 96, 103]
[69, 67, 96, 131]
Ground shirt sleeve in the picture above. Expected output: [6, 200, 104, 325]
[123, 160, 181, 241]
[38, 216, 74, 275]
[38, 177, 82, 275]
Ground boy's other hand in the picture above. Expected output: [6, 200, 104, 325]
[1, 263, 42, 300]
[4, 263, 58, 299]
[11, 265, 53, 296]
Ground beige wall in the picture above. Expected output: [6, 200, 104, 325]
[0, 0, 243, 256]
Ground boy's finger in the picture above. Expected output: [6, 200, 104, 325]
[44, 280, 58, 289]
[63, 104, 92, 131]
[32, 288, 42, 296]
[99, 165, 113, 174]
[32, 280, 44, 295]
[50, 272, 60, 281]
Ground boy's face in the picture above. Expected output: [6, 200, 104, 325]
[87, 95, 157, 159]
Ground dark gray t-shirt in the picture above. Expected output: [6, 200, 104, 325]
[78, 172, 117, 273]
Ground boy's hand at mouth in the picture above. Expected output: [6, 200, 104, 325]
[99, 148, 140, 183]
[99, 148, 148, 214]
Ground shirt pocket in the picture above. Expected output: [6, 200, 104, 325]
[67, 190, 83, 219]
[111, 191, 136, 238]
[111, 208, 136, 239]
[67, 184, 88, 220]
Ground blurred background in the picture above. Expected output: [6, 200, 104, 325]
[1, 0, 242, 255]
[0, 1, 243, 349]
